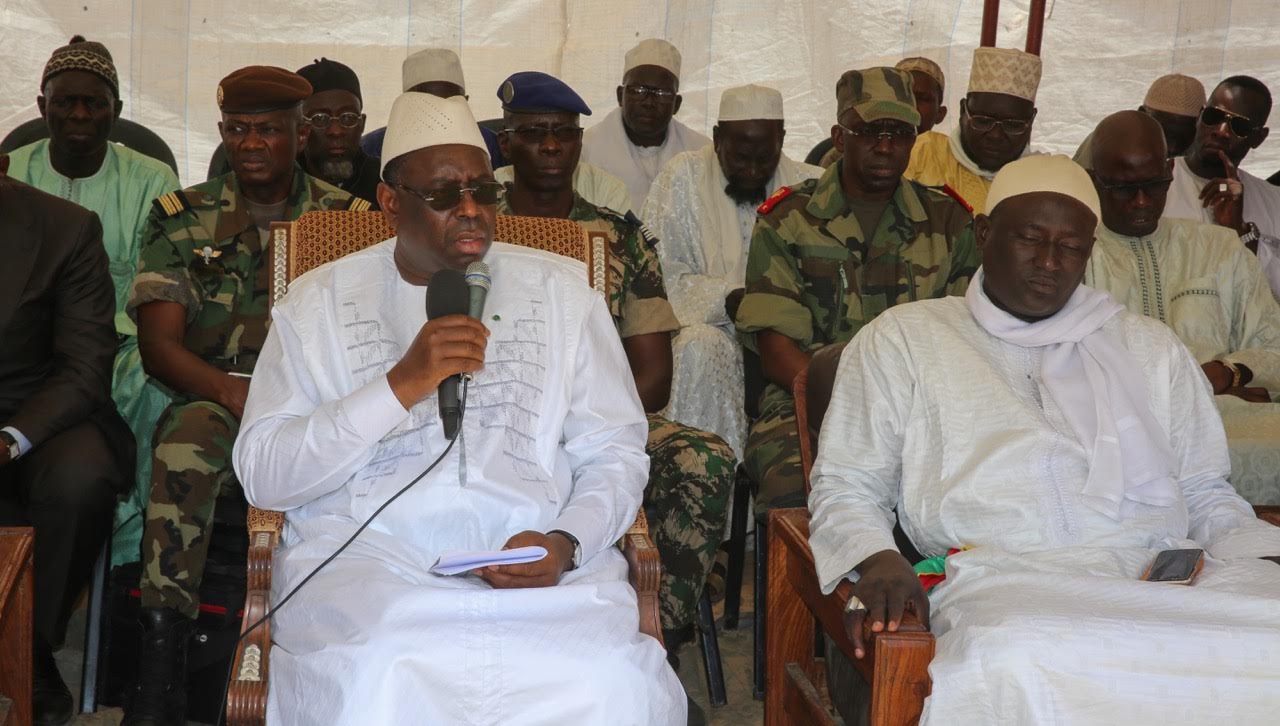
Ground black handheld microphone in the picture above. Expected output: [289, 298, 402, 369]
[427, 268, 469, 439]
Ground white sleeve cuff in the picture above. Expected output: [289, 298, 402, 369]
[1, 426, 32, 458]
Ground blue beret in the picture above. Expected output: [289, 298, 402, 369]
[497, 71, 592, 116]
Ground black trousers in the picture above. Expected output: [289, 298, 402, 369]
[0, 416, 130, 647]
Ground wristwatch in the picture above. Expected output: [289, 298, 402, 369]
[1220, 360, 1244, 389]
[548, 529, 582, 571]
[1240, 222, 1261, 247]
[0, 431, 20, 461]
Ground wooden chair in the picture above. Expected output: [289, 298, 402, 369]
[0, 528, 34, 726]
[225, 210, 662, 726]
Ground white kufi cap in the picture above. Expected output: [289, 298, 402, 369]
[984, 154, 1101, 222]
[380, 93, 488, 176]
[624, 39, 682, 78]
[402, 48, 465, 93]
[718, 84, 784, 122]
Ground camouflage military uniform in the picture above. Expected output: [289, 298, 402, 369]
[127, 168, 367, 618]
[497, 193, 737, 632]
[735, 161, 978, 508]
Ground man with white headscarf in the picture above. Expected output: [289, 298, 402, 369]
[233, 92, 685, 725]
[811, 154, 1280, 725]
[582, 38, 711, 211]
[643, 84, 820, 457]
[904, 47, 1042, 212]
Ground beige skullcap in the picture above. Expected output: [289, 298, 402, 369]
[402, 48, 465, 93]
[984, 154, 1101, 222]
[718, 84, 784, 122]
[968, 47, 1042, 103]
[624, 39, 682, 78]
[381, 93, 488, 176]
[1142, 74, 1206, 117]
[895, 57, 945, 94]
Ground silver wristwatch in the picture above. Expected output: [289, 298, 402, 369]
[549, 529, 582, 570]
[0, 431, 20, 461]
[1240, 222, 1261, 246]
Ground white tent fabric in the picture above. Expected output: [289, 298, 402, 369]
[5, 0, 1280, 188]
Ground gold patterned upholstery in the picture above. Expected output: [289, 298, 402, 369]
[268, 211, 607, 306]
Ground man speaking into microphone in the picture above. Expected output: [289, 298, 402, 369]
[232, 92, 685, 725]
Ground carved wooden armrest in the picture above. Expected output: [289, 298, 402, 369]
[621, 509, 664, 645]
[766, 508, 935, 726]
[226, 507, 284, 726]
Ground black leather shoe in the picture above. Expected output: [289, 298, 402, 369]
[32, 639, 73, 726]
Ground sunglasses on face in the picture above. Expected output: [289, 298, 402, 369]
[1097, 177, 1173, 201]
[501, 125, 585, 144]
[623, 84, 677, 101]
[1199, 106, 1257, 138]
[394, 180, 505, 211]
[304, 112, 366, 129]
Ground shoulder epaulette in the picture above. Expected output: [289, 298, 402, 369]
[152, 191, 194, 218]
[757, 186, 794, 215]
[348, 197, 372, 212]
[624, 210, 659, 248]
[936, 183, 973, 214]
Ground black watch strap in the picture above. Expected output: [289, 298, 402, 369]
[548, 529, 582, 571]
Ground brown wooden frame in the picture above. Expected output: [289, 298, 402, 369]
[0, 528, 34, 726]
[225, 211, 662, 726]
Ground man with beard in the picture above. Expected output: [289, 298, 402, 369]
[735, 67, 978, 510]
[296, 58, 380, 208]
[582, 38, 711, 211]
[642, 84, 821, 458]
[1162, 76, 1280, 298]
[121, 66, 366, 726]
[1084, 110, 1280, 504]
[904, 47, 1042, 212]
[493, 71, 735, 676]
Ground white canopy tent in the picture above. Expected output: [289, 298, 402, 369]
[4, 0, 1279, 187]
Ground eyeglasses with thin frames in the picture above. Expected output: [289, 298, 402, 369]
[304, 112, 366, 129]
[393, 181, 505, 211]
[623, 84, 677, 101]
[1096, 177, 1174, 201]
[501, 125, 585, 144]
[837, 123, 917, 144]
[962, 101, 1033, 136]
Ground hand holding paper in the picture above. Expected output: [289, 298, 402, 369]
[431, 546, 548, 576]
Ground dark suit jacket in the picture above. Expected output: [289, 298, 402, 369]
[0, 176, 133, 469]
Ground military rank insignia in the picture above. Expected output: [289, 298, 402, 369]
[196, 245, 223, 265]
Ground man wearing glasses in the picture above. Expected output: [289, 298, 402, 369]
[494, 72, 736, 679]
[1085, 110, 1280, 503]
[735, 67, 979, 510]
[1163, 76, 1280, 299]
[904, 47, 1042, 213]
[121, 66, 367, 726]
[582, 38, 711, 211]
[296, 58, 381, 208]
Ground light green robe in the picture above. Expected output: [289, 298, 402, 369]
[1086, 217, 1280, 504]
[8, 139, 180, 565]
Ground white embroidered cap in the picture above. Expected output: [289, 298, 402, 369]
[380, 93, 488, 175]
[718, 84, 784, 122]
[624, 39, 682, 78]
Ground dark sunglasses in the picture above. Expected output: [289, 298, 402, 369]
[502, 125, 584, 144]
[394, 181, 505, 211]
[1199, 106, 1257, 138]
[305, 112, 365, 129]
[1097, 177, 1173, 201]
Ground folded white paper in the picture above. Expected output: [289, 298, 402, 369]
[430, 546, 548, 576]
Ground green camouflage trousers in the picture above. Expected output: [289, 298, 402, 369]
[743, 385, 805, 510]
[643, 413, 736, 632]
[139, 401, 243, 618]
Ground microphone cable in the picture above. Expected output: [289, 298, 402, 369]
[216, 378, 469, 724]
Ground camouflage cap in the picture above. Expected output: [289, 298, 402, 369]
[836, 67, 920, 127]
